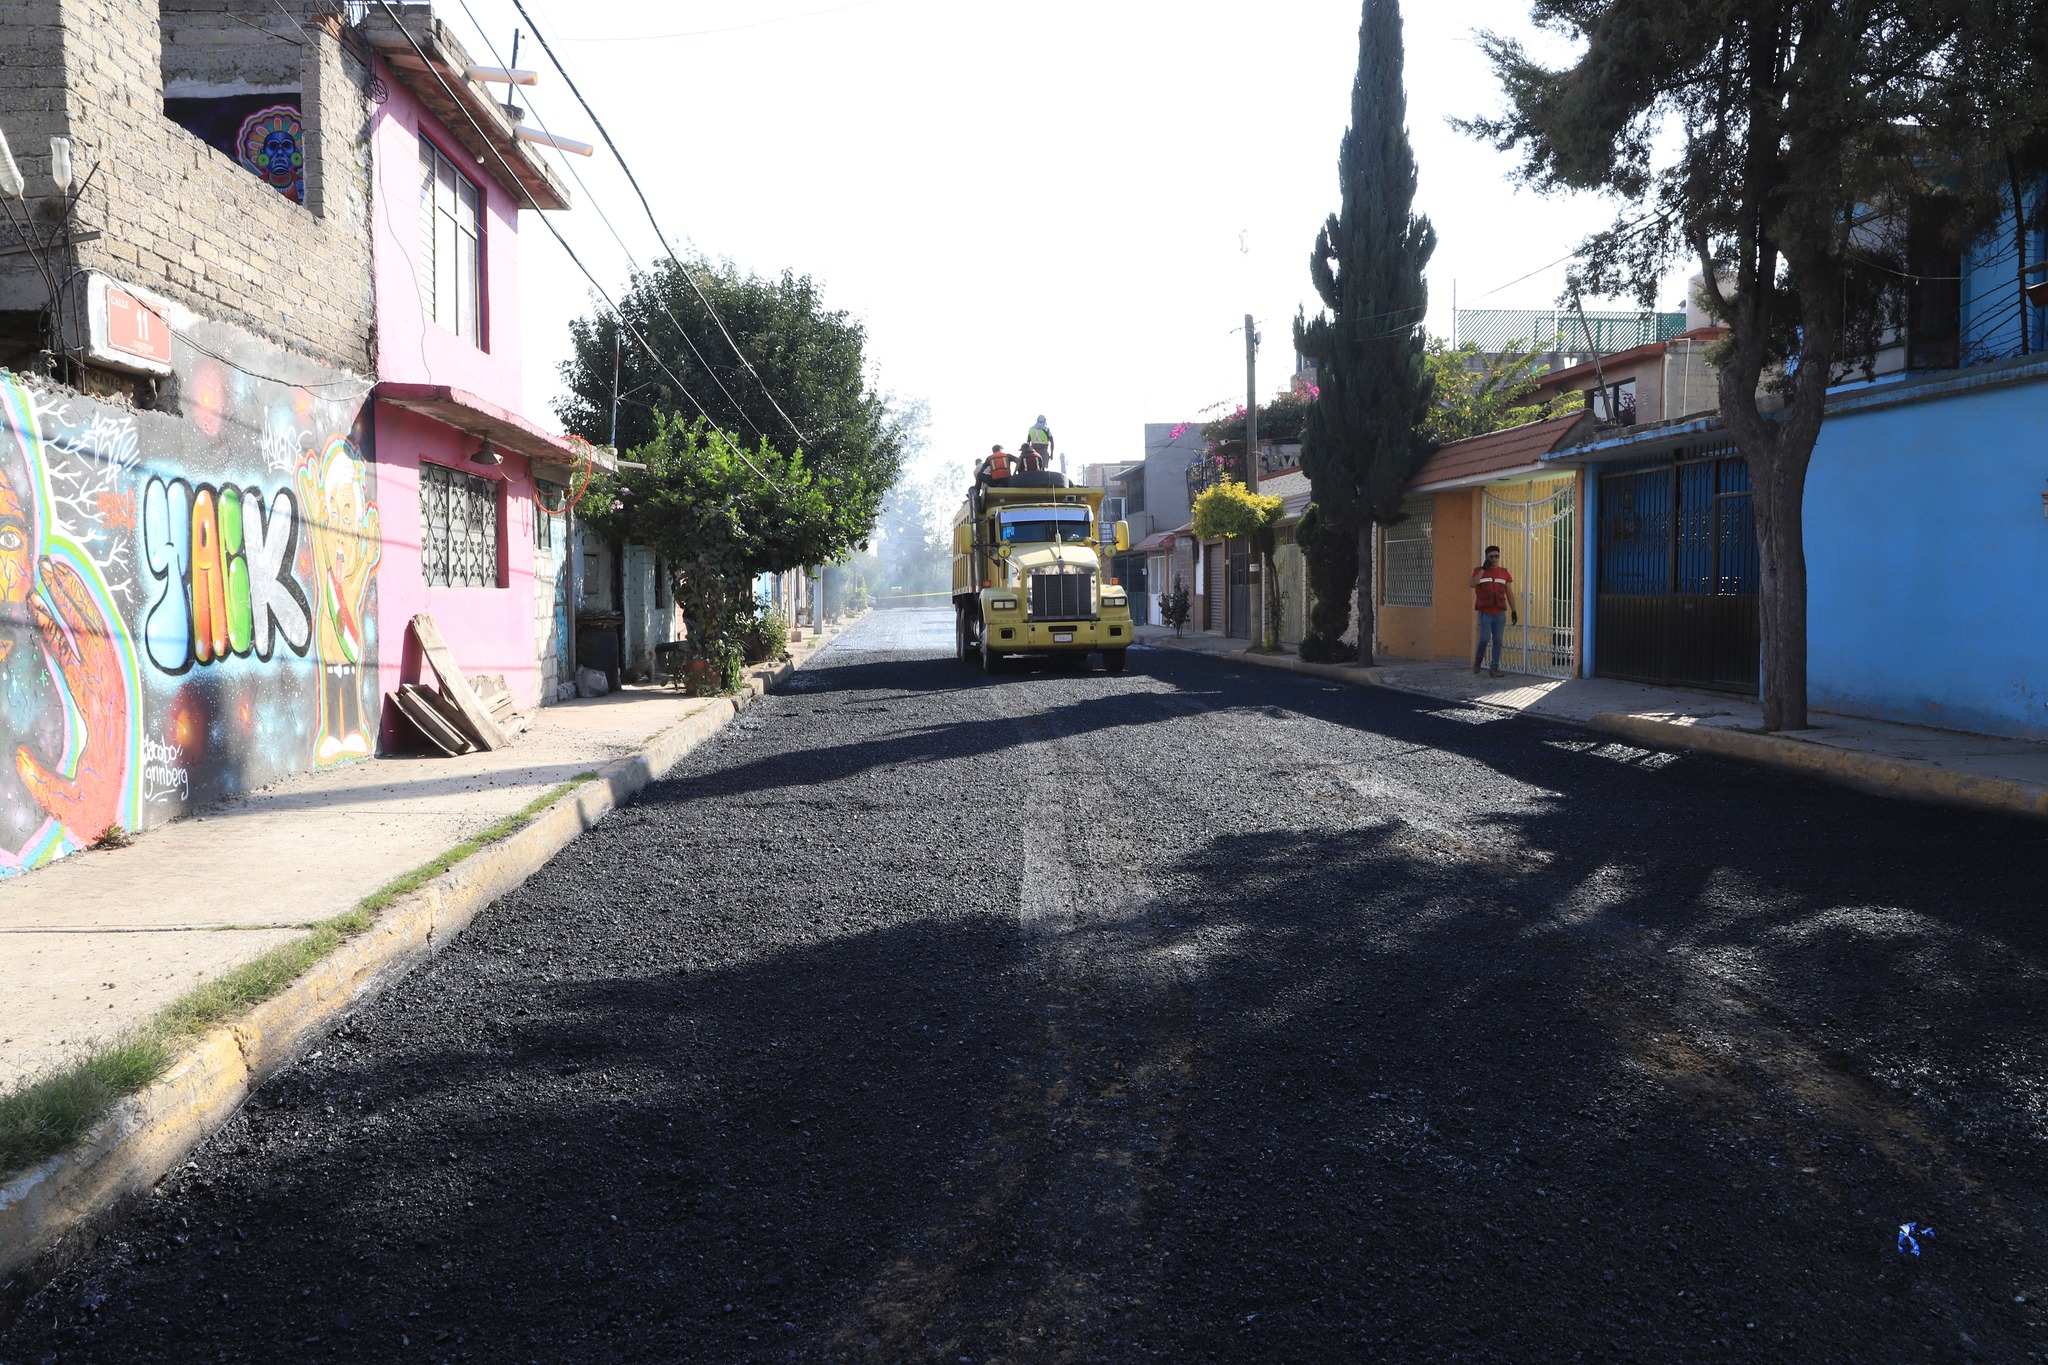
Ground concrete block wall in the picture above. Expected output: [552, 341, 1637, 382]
[0, 0, 375, 371]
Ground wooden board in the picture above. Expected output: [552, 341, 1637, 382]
[409, 613, 508, 751]
[394, 685, 472, 756]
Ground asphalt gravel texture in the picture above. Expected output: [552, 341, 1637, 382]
[4, 608, 2047, 1364]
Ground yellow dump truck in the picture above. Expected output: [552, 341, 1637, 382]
[951, 471, 1133, 671]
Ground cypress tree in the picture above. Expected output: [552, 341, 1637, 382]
[1294, 0, 1436, 665]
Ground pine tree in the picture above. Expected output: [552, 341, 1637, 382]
[1294, 0, 1436, 665]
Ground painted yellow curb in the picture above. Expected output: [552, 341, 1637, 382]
[1591, 713, 2048, 822]
[0, 624, 843, 1288]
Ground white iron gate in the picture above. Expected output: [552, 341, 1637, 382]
[1480, 478, 1577, 678]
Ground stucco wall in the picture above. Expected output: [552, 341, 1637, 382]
[368, 52, 524, 406]
[370, 405, 543, 734]
[1376, 488, 1482, 662]
[1806, 369, 2048, 741]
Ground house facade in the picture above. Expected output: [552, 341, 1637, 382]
[0, 0, 601, 876]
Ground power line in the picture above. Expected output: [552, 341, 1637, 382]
[449, 0, 767, 444]
[507, 0, 813, 448]
[366, 0, 783, 489]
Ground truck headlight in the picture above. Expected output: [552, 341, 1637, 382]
[989, 597, 1019, 612]
[1100, 593, 1127, 609]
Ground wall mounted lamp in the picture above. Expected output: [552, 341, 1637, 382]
[472, 439, 504, 467]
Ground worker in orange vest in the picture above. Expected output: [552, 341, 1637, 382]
[982, 444, 1013, 482]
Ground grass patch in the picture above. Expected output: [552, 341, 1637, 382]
[0, 772, 596, 1181]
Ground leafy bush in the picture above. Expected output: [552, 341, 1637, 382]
[739, 609, 790, 665]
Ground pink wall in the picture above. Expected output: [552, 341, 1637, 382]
[369, 54, 524, 406]
[367, 60, 547, 741]
[371, 407, 545, 740]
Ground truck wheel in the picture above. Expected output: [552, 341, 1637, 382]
[979, 624, 1002, 673]
[1102, 648, 1127, 674]
[956, 606, 974, 664]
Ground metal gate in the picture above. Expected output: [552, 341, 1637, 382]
[1595, 448, 1760, 692]
[1480, 477, 1578, 678]
[1227, 540, 1252, 639]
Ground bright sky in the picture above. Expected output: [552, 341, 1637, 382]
[441, 0, 1687, 482]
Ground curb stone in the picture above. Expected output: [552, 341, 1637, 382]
[0, 621, 851, 1298]
[1139, 633, 2048, 824]
[1590, 712, 2048, 823]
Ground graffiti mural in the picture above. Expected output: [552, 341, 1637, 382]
[297, 437, 381, 764]
[0, 361, 378, 877]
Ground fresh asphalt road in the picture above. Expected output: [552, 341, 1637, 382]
[5, 608, 2046, 1364]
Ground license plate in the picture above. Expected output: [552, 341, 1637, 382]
[1053, 632, 1073, 643]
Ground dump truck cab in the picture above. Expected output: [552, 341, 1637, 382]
[951, 472, 1133, 672]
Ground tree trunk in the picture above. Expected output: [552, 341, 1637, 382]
[1354, 521, 1376, 666]
[1752, 452, 1810, 731]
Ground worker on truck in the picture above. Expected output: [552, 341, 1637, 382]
[1022, 415, 1053, 471]
[979, 444, 1013, 484]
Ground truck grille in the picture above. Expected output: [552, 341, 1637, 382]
[1028, 568, 1094, 620]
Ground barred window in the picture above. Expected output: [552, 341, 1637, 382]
[420, 462, 501, 588]
[1382, 494, 1433, 606]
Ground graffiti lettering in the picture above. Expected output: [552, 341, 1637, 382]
[141, 737, 190, 803]
[143, 476, 311, 674]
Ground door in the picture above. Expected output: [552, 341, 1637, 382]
[1596, 448, 1759, 692]
[1203, 542, 1224, 632]
[1480, 477, 1577, 677]
[1227, 540, 1252, 639]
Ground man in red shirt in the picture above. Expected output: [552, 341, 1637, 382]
[1470, 545, 1519, 677]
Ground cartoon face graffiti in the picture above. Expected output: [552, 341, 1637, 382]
[237, 105, 304, 204]
[295, 437, 380, 765]
[0, 432, 137, 868]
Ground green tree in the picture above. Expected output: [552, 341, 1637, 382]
[1294, 0, 1437, 666]
[581, 419, 847, 666]
[556, 257, 910, 553]
[1463, 1, 2006, 729]
[1191, 480, 1286, 650]
[1423, 337, 1575, 444]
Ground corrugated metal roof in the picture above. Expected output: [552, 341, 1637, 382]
[1407, 413, 1591, 491]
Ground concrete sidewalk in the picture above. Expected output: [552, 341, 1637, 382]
[1135, 625, 2048, 819]
[0, 628, 844, 1096]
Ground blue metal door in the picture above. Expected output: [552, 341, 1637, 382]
[1595, 445, 1759, 692]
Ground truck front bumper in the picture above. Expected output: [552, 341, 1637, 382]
[986, 617, 1134, 651]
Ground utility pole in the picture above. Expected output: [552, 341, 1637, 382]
[608, 327, 621, 451]
[1244, 313, 1259, 494]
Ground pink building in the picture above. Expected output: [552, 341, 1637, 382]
[360, 6, 598, 743]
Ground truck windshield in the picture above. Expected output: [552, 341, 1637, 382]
[999, 509, 1093, 544]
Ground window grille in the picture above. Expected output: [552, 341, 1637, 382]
[419, 136, 482, 344]
[420, 462, 500, 588]
[1382, 495, 1434, 606]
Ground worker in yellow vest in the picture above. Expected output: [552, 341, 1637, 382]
[1022, 415, 1053, 471]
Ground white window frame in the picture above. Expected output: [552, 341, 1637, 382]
[419, 134, 483, 346]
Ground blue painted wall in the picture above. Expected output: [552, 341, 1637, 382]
[1806, 365, 2048, 740]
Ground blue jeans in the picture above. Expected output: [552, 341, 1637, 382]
[1475, 611, 1506, 668]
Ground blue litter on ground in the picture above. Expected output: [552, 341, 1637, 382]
[1897, 1222, 1933, 1256]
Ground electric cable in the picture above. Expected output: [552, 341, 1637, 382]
[367, 0, 783, 489]
[507, 0, 813, 447]
[449, 0, 767, 443]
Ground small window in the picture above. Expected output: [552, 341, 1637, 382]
[420, 461, 501, 588]
[1586, 377, 1637, 426]
[1381, 495, 1433, 607]
[419, 135, 482, 345]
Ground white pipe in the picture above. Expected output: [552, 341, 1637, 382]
[515, 126, 594, 157]
[466, 65, 538, 86]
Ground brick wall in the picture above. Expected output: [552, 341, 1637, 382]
[0, 0, 374, 371]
